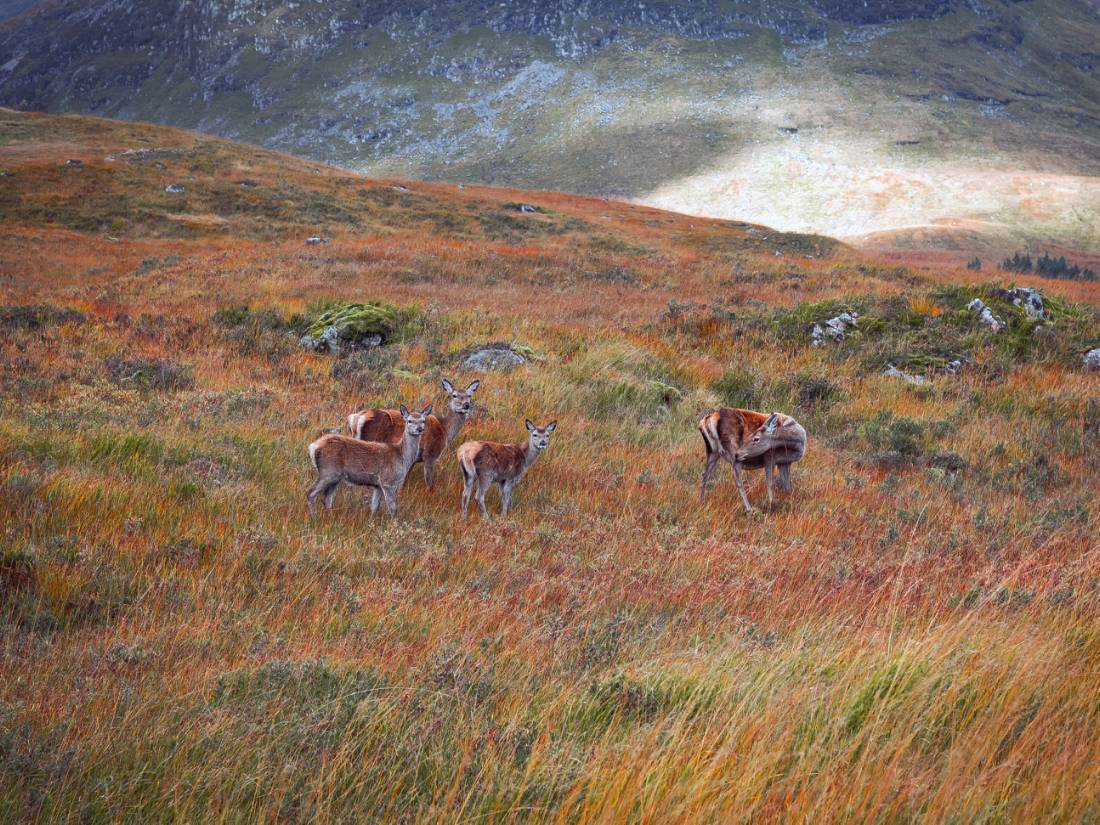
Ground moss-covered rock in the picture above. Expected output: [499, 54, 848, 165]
[299, 301, 417, 352]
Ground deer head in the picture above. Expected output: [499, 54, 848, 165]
[441, 378, 480, 416]
[736, 413, 781, 462]
[525, 419, 557, 452]
[399, 404, 433, 438]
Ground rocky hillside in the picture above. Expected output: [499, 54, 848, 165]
[2, 1, 1099, 255]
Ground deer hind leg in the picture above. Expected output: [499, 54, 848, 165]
[308, 475, 339, 514]
[475, 475, 493, 519]
[700, 447, 720, 502]
[423, 459, 436, 490]
[778, 464, 792, 494]
[307, 480, 325, 515]
[764, 456, 776, 507]
[460, 464, 476, 521]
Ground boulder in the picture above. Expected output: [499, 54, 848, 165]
[1006, 287, 1046, 319]
[1085, 348, 1100, 372]
[461, 344, 528, 372]
[298, 302, 405, 352]
[165, 184, 185, 193]
[883, 364, 926, 385]
[968, 298, 1005, 332]
[812, 311, 858, 346]
[304, 236, 328, 245]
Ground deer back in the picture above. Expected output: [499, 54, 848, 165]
[356, 407, 445, 463]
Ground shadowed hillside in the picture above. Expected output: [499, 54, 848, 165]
[2, 110, 1100, 822]
[2, 1, 1099, 257]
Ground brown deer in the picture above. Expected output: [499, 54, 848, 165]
[699, 408, 806, 513]
[456, 419, 556, 520]
[308, 404, 432, 516]
[347, 379, 479, 489]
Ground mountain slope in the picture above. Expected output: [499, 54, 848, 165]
[2, 1, 1100, 256]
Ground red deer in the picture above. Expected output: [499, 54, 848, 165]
[699, 408, 806, 512]
[347, 379, 479, 489]
[308, 404, 432, 516]
[456, 419, 556, 520]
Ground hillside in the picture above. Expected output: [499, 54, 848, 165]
[2, 1, 1099, 258]
[2, 110, 1100, 822]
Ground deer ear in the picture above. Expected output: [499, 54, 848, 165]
[526, 419, 535, 432]
[466, 379, 480, 394]
[545, 421, 557, 433]
[422, 404, 433, 417]
[399, 404, 410, 417]
[765, 413, 780, 433]
[441, 378, 454, 394]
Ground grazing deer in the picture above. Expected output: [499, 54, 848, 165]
[699, 408, 806, 513]
[308, 404, 432, 516]
[347, 379, 480, 489]
[457, 419, 556, 520]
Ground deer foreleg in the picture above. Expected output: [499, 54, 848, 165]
[731, 460, 754, 514]
[779, 463, 792, 493]
[764, 456, 776, 507]
[382, 486, 398, 517]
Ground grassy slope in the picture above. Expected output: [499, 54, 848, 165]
[1, 110, 1100, 823]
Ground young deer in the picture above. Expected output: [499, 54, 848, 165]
[308, 404, 432, 516]
[457, 419, 556, 520]
[347, 379, 479, 489]
[699, 408, 806, 513]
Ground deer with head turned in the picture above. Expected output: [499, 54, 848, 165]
[699, 408, 806, 513]
[456, 419, 556, 520]
[347, 378, 480, 489]
[308, 404, 432, 516]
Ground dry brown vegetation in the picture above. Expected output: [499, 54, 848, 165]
[2, 109, 1100, 823]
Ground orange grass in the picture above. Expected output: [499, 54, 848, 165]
[1, 110, 1099, 823]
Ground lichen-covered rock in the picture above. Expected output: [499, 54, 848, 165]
[812, 311, 858, 346]
[1085, 347, 1100, 372]
[461, 343, 528, 372]
[968, 298, 1005, 332]
[164, 183, 185, 193]
[1006, 287, 1046, 319]
[305, 236, 327, 245]
[883, 364, 926, 385]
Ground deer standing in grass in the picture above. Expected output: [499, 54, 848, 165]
[348, 379, 479, 490]
[457, 420, 556, 520]
[699, 408, 806, 513]
[308, 404, 432, 516]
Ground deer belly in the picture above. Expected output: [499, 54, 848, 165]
[344, 470, 381, 487]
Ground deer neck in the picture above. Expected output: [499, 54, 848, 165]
[399, 431, 423, 468]
[439, 406, 468, 446]
[522, 442, 542, 469]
